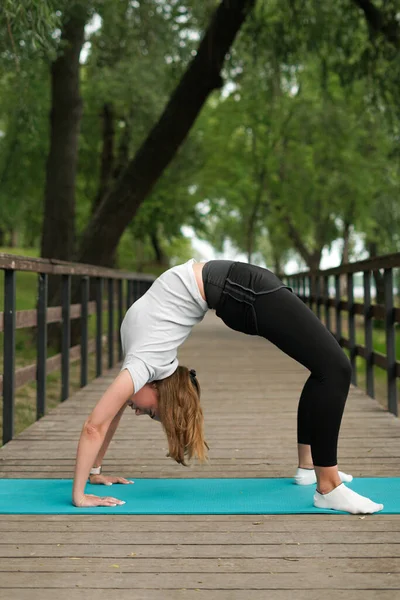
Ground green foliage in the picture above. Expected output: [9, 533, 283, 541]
[189, 0, 400, 268]
[0, 60, 50, 246]
[0, 0, 64, 64]
[1, 0, 400, 271]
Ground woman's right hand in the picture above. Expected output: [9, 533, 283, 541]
[73, 494, 126, 508]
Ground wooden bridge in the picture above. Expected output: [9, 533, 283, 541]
[1, 310, 399, 599]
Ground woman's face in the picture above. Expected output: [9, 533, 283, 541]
[127, 383, 160, 421]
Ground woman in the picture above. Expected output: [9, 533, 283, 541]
[72, 258, 383, 514]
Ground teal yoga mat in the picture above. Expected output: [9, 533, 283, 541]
[0, 478, 398, 514]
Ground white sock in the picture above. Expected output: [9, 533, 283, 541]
[314, 483, 384, 514]
[294, 467, 353, 486]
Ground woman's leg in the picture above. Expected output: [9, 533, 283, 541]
[253, 288, 383, 513]
[254, 288, 351, 468]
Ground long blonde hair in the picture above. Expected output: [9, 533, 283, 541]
[155, 366, 209, 466]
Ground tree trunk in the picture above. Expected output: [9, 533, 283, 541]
[76, 0, 256, 268]
[150, 229, 168, 266]
[368, 240, 385, 305]
[246, 204, 257, 263]
[307, 250, 322, 303]
[113, 111, 132, 181]
[41, 4, 88, 263]
[272, 251, 285, 281]
[92, 103, 115, 214]
[340, 220, 351, 297]
[10, 229, 18, 247]
[352, 0, 400, 48]
[40, 4, 88, 350]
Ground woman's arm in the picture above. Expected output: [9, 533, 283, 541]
[72, 369, 134, 506]
[92, 403, 127, 468]
[88, 403, 132, 484]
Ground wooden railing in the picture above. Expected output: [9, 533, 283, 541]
[285, 252, 400, 417]
[0, 253, 155, 444]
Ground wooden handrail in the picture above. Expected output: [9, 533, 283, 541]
[0, 252, 154, 280]
[291, 251, 400, 277]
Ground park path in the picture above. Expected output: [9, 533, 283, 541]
[0, 311, 399, 599]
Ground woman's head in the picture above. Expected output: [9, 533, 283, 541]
[154, 366, 209, 466]
[127, 383, 159, 420]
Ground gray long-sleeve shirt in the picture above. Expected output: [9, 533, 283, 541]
[120, 258, 209, 394]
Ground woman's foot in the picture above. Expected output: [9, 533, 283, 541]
[314, 483, 384, 514]
[294, 467, 353, 486]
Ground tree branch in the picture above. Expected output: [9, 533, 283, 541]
[352, 0, 400, 49]
[77, 0, 256, 266]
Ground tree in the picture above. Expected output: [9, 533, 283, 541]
[41, 3, 92, 262]
[0, 2, 63, 248]
[76, 0, 256, 267]
[190, 1, 400, 280]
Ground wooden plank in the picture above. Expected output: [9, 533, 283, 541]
[293, 250, 400, 277]
[1, 591, 398, 600]
[0, 556, 399, 573]
[1, 571, 400, 589]
[3, 531, 400, 544]
[1, 519, 399, 532]
[0, 542, 399, 558]
[0, 252, 156, 281]
[0, 340, 97, 394]
[1, 513, 399, 522]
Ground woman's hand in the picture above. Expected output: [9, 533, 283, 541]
[73, 494, 126, 508]
[89, 474, 134, 486]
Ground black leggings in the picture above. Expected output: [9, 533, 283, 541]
[202, 261, 352, 467]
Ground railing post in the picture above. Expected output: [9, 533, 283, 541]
[363, 270, 374, 398]
[126, 280, 132, 311]
[96, 277, 103, 377]
[324, 275, 331, 332]
[133, 279, 139, 302]
[335, 274, 342, 344]
[118, 279, 123, 362]
[139, 280, 146, 298]
[36, 273, 48, 419]
[384, 268, 397, 415]
[315, 274, 321, 320]
[108, 278, 114, 369]
[2, 269, 16, 444]
[347, 272, 356, 385]
[294, 277, 299, 295]
[80, 276, 89, 388]
[61, 274, 71, 402]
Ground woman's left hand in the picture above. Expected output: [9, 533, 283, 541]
[89, 474, 134, 486]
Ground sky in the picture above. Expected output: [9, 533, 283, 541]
[182, 225, 368, 274]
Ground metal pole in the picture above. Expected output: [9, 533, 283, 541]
[61, 274, 71, 402]
[2, 269, 16, 444]
[36, 273, 48, 419]
[80, 276, 89, 388]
